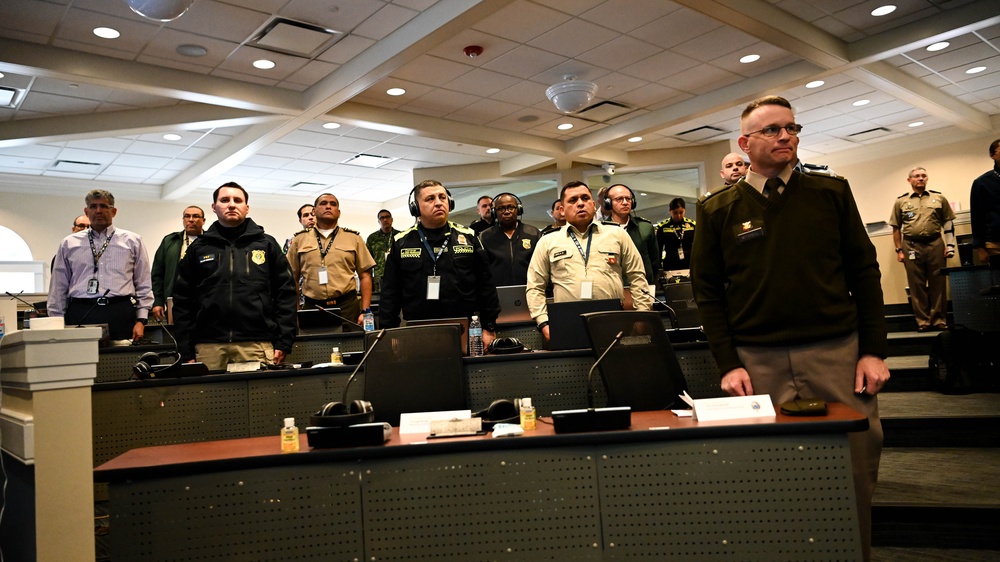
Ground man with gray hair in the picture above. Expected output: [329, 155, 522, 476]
[49, 189, 153, 341]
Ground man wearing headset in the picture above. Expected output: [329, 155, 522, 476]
[378, 180, 501, 346]
[479, 193, 541, 286]
[604, 184, 659, 290]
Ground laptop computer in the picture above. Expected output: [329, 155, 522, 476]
[496, 285, 532, 324]
[297, 308, 343, 335]
[546, 299, 621, 351]
[403, 317, 471, 356]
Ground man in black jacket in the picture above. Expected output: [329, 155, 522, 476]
[479, 193, 540, 286]
[172, 182, 297, 370]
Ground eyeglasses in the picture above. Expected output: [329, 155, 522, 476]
[495, 205, 518, 213]
[378, 215, 392, 221]
[73, 223, 88, 229]
[610, 196, 634, 204]
[183, 214, 203, 219]
[744, 124, 803, 138]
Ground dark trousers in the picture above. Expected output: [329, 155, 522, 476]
[65, 297, 136, 340]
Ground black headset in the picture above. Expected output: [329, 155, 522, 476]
[131, 350, 183, 380]
[487, 336, 526, 354]
[489, 192, 524, 222]
[603, 184, 637, 212]
[408, 182, 455, 217]
[473, 399, 520, 430]
[310, 399, 375, 427]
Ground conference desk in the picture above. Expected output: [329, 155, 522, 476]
[96, 405, 867, 561]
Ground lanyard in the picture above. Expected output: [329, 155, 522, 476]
[88, 230, 113, 274]
[315, 227, 338, 266]
[418, 227, 449, 276]
[569, 226, 593, 268]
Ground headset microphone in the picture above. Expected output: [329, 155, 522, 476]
[587, 330, 623, 409]
[639, 288, 678, 330]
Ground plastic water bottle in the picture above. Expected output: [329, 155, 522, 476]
[363, 307, 375, 332]
[469, 315, 484, 357]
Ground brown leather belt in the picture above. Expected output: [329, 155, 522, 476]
[303, 290, 357, 308]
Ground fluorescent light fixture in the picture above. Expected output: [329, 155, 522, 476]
[386, 88, 406, 96]
[805, 80, 825, 88]
[253, 59, 275, 70]
[163, 133, 182, 141]
[628, 137, 642, 143]
[908, 121, 924, 127]
[739, 54, 760, 64]
[486, 148, 500, 154]
[871, 5, 896, 17]
[927, 42, 949, 52]
[93, 27, 120, 39]
[852, 99, 871, 107]
[557, 123, 574, 130]
[966, 66, 986, 74]
[0, 87, 17, 106]
[341, 153, 396, 168]
[322, 122, 341, 130]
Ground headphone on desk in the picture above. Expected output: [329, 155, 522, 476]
[602, 184, 637, 212]
[473, 399, 519, 430]
[131, 350, 182, 380]
[408, 181, 455, 217]
[489, 192, 524, 222]
[487, 336, 526, 354]
[310, 399, 375, 427]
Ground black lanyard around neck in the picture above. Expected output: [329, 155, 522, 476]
[88, 230, 112, 273]
[315, 227, 338, 265]
[418, 227, 449, 276]
[569, 225, 593, 268]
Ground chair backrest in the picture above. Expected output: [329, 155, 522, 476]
[362, 324, 467, 426]
[582, 310, 688, 411]
[547, 298, 622, 350]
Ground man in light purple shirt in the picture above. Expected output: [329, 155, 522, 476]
[49, 189, 154, 341]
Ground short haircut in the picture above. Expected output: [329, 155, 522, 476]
[296, 204, 313, 219]
[214, 182, 249, 203]
[551, 199, 562, 211]
[740, 95, 793, 129]
[669, 197, 686, 210]
[377, 209, 392, 218]
[560, 180, 590, 202]
[184, 206, 205, 217]
[85, 189, 115, 207]
[314, 193, 339, 207]
[74, 214, 88, 225]
[477, 195, 492, 205]
[413, 179, 445, 200]
[908, 167, 927, 177]
[990, 138, 1000, 156]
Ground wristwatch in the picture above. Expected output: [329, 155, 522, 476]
[136, 318, 148, 325]
[894, 248, 903, 253]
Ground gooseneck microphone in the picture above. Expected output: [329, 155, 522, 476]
[316, 305, 365, 331]
[76, 289, 111, 328]
[5, 290, 43, 311]
[341, 329, 386, 404]
[587, 330, 623, 408]
[639, 288, 678, 330]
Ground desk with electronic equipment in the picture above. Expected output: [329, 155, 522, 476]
[95, 404, 867, 561]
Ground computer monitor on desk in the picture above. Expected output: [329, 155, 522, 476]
[403, 317, 470, 355]
[546, 299, 621, 350]
[297, 308, 343, 335]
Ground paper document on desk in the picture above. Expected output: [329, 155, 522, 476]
[399, 410, 471, 434]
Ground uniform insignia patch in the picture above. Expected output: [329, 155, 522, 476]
[251, 249, 266, 265]
[522, 238, 532, 250]
[553, 250, 567, 258]
[401, 248, 422, 258]
[607, 255, 617, 265]
[453, 245, 473, 254]
[457, 234, 467, 245]
[199, 254, 215, 263]
[742, 220, 753, 231]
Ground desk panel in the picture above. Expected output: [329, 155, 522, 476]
[246, 369, 364, 436]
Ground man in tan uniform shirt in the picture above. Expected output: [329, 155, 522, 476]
[889, 167, 956, 331]
[286, 193, 376, 327]
[526, 181, 651, 343]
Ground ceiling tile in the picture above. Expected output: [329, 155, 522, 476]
[527, 17, 618, 58]
[576, 35, 660, 70]
[472, 0, 571, 44]
[482, 45, 569, 80]
[168, 0, 272, 44]
[630, 8, 722, 50]
[578, 0, 681, 34]
[391, 54, 474, 86]
[352, 3, 418, 40]
[425, 29, 520, 66]
[443, 68, 522, 98]
[316, 34, 376, 64]
[620, 50, 699, 82]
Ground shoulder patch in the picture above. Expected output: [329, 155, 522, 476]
[897, 192, 910, 198]
[928, 189, 942, 194]
[292, 227, 311, 237]
[632, 215, 651, 224]
[341, 226, 359, 234]
[450, 221, 475, 235]
[600, 220, 618, 226]
[700, 183, 735, 202]
[541, 225, 563, 237]
[394, 226, 417, 242]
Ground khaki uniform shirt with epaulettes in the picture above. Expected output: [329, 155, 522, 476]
[286, 226, 376, 300]
[888, 189, 955, 240]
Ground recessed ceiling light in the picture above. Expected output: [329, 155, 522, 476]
[852, 99, 871, 107]
[176, 44, 207, 57]
[926, 41, 949, 52]
[966, 66, 987, 74]
[871, 5, 896, 17]
[739, 54, 760, 64]
[253, 59, 275, 70]
[557, 123, 573, 130]
[386, 87, 406, 96]
[805, 80, 825, 89]
[322, 122, 341, 130]
[628, 136, 642, 143]
[908, 121, 924, 127]
[163, 133, 182, 141]
[486, 148, 500, 154]
[93, 27, 120, 39]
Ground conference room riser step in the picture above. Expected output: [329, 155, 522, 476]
[873, 505, 1000, 550]
[882, 418, 1000, 447]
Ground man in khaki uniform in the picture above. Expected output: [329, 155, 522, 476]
[526, 181, 651, 343]
[286, 193, 376, 327]
[889, 167, 956, 331]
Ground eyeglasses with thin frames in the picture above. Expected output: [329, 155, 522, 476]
[743, 124, 803, 138]
[610, 196, 634, 204]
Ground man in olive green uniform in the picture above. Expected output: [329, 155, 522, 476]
[286, 193, 376, 327]
[526, 181, 651, 343]
[366, 209, 400, 292]
[889, 167, 956, 331]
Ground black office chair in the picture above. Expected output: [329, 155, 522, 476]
[362, 324, 467, 426]
[582, 310, 688, 411]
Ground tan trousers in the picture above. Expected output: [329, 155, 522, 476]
[902, 236, 948, 329]
[737, 332, 881, 562]
[195, 341, 274, 371]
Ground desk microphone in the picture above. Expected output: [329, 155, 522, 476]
[341, 329, 386, 404]
[5, 290, 43, 311]
[639, 288, 678, 330]
[76, 289, 110, 328]
[587, 330, 623, 409]
[316, 305, 365, 331]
